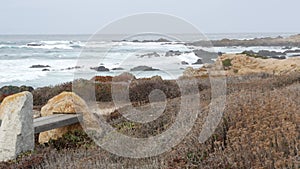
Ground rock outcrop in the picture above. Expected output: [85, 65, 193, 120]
[139, 52, 160, 58]
[183, 54, 300, 77]
[90, 66, 110, 72]
[165, 50, 182, 57]
[38, 92, 96, 144]
[30, 65, 50, 68]
[192, 59, 203, 65]
[130, 66, 159, 71]
[189, 34, 300, 47]
[0, 92, 34, 161]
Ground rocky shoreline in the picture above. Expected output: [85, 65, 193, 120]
[188, 34, 300, 47]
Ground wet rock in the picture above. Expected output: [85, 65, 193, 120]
[90, 66, 109, 72]
[140, 52, 160, 58]
[242, 50, 286, 59]
[192, 59, 203, 65]
[111, 67, 124, 70]
[30, 65, 50, 68]
[282, 46, 292, 50]
[284, 49, 300, 54]
[257, 50, 285, 57]
[165, 50, 182, 57]
[270, 56, 286, 60]
[188, 34, 300, 47]
[27, 43, 43, 47]
[42, 69, 50, 71]
[193, 49, 218, 64]
[130, 66, 159, 71]
[131, 38, 171, 43]
[181, 61, 189, 65]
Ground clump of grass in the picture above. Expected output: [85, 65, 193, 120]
[222, 58, 232, 67]
[45, 130, 93, 150]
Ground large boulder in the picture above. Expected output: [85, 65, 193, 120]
[38, 92, 96, 144]
[0, 92, 34, 161]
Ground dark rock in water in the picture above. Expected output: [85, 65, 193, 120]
[192, 59, 203, 65]
[218, 52, 223, 56]
[130, 66, 159, 71]
[156, 38, 171, 42]
[65, 66, 81, 70]
[242, 50, 286, 59]
[270, 56, 286, 60]
[30, 65, 51, 68]
[282, 46, 292, 50]
[257, 50, 285, 57]
[60, 66, 82, 71]
[187, 34, 300, 47]
[165, 50, 182, 57]
[132, 38, 171, 43]
[143, 38, 170, 43]
[90, 66, 110, 72]
[193, 49, 218, 64]
[284, 49, 300, 54]
[241, 50, 269, 59]
[181, 61, 189, 65]
[290, 55, 300, 57]
[112, 67, 124, 70]
[0, 85, 34, 103]
[42, 69, 50, 71]
[27, 43, 43, 47]
[140, 52, 160, 58]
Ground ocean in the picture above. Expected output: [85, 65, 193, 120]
[0, 32, 298, 88]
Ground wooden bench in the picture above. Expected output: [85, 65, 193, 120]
[0, 114, 83, 134]
[33, 114, 83, 134]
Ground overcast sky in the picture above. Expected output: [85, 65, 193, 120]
[0, 0, 299, 34]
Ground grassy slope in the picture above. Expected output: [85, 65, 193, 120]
[1, 73, 299, 169]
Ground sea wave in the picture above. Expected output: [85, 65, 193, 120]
[7, 40, 86, 50]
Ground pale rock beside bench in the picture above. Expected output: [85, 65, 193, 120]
[0, 92, 34, 162]
[38, 92, 97, 144]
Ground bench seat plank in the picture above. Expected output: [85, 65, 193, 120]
[33, 114, 82, 134]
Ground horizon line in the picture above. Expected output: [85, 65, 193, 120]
[0, 32, 298, 36]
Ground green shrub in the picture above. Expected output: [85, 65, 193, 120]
[222, 59, 232, 67]
[47, 130, 93, 150]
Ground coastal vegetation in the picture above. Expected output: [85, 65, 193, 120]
[0, 70, 299, 168]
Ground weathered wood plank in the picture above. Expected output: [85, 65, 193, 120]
[33, 114, 82, 134]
